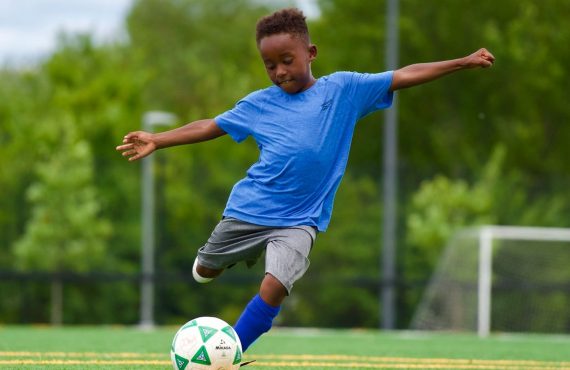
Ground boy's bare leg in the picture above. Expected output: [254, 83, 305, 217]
[196, 264, 224, 278]
[259, 273, 288, 306]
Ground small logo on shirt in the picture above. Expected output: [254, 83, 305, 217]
[321, 99, 333, 111]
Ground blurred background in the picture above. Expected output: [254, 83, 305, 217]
[1, 0, 569, 332]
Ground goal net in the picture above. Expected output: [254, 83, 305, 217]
[410, 226, 570, 337]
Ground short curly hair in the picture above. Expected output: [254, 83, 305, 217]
[255, 8, 310, 45]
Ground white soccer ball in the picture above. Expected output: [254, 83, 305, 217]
[170, 316, 243, 370]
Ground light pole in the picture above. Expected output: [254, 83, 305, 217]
[382, 0, 399, 330]
[139, 110, 177, 329]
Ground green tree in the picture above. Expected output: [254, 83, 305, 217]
[1, 0, 570, 328]
[13, 117, 111, 325]
[403, 147, 502, 313]
[0, 68, 53, 269]
[43, 32, 148, 277]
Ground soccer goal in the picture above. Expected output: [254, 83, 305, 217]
[410, 226, 570, 337]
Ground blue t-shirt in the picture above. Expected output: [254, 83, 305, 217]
[214, 71, 394, 231]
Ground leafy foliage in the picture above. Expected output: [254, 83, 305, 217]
[0, 0, 569, 328]
[13, 118, 111, 271]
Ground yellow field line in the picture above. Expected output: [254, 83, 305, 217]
[0, 352, 569, 369]
[0, 351, 162, 358]
[253, 354, 570, 367]
[0, 360, 167, 365]
[252, 361, 569, 370]
[0, 359, 567, 369]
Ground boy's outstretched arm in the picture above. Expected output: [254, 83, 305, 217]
[390, 48, 495, 91]
[116, 118, 226, 161]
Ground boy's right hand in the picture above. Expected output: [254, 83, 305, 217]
[116, 131, 156, 161]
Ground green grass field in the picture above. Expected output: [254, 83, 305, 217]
[1, 326, 569, 369]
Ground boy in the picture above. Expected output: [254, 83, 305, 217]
[117, 8, 494, 352]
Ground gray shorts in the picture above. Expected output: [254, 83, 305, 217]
[196, 217, 317, 294]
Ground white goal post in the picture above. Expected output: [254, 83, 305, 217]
[411, 226, 570, 337]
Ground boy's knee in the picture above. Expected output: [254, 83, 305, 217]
[259, 273, 288, 306]
[192, 258, 223, 283]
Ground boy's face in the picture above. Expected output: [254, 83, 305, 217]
[258, 33, 317, 94]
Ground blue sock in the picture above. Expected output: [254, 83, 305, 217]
[233, 294, 280, 352]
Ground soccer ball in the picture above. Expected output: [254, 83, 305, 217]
[170, 316, 242, 370]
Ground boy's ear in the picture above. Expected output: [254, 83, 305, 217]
[308, 44, 317, 62]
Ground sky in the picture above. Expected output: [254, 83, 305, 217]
[0, 0, 132, 63]
[0, 0, 320, 65]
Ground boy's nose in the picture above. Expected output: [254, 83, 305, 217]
[276, 65, 287, 78]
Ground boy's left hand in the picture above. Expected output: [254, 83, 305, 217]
[464, 48, 495, 68]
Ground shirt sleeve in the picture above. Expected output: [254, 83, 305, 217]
[214, 93, 261, 143]
[344, 71, 394, 118]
